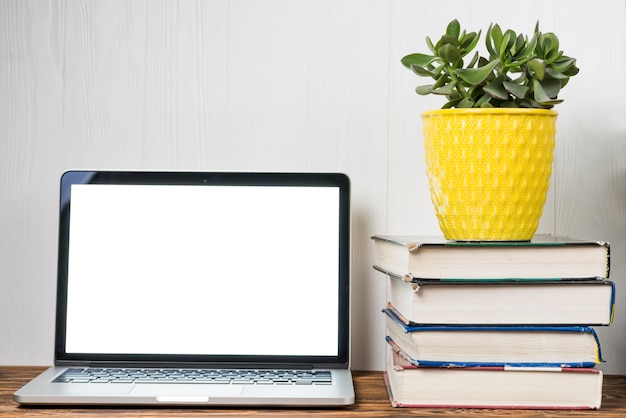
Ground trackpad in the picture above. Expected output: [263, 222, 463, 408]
[129, 384, 244, 402]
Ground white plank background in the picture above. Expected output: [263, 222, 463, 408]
[1, 0, 625, 373]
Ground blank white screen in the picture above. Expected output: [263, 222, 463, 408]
[65, 184, 340, 356]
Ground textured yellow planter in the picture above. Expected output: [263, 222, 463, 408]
[422, 108, 557, 241]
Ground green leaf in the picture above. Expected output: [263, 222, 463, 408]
[483, 75, 509, 100]
[477, 56, 490, 66]
[475, 93, 494, 107]
[539, 36, 552, 56]
[437, 35, 459, 50]
[410, 64, 437, 77]
[527, 58, 546, 80]
[438, 44, 462, 63]
[432, 71, 450, 88]
[545, 67, 569, 80]
[551, 57, 577, 73]
[467, 84, 482, 99]
[448, 89, 462, 100]
[532, 78, 562, 104]
[542, 33, 560, 53]
[499, 31, 515, 61]
[502, 101, 520, 108]
[515, 30, 538, 60]
[512, 34, 523, 55]
[426, 36, 436, 54]
[488, 24, 503, 55]
[562, 65, 580, 77]
[455, 59, 500, 85]
[503, 81, 529, 99]
[446, 19, 461, 39]
[459, 31, 481, 54]
[532, 80, 550, 102]
[467, 51, 480, 68]
[432, 83, 456, 96]
[442, 98, 462, 108]
[545, 48, 561, 64]
[540, 76, 561, 98]
[521, 97, 543, 108]
[484, 85, 508, 100]
[506, 54, 536, 68]
[457, 97, 476, 108]
[415, 84, 434, 95]
[401, 53, 438, 69]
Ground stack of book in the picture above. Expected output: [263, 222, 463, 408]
[372, 234, 614, 409]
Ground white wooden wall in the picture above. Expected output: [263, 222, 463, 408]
[1, 0, 625, 373]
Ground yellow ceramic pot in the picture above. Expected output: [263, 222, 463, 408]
[422, 108, 557, 241]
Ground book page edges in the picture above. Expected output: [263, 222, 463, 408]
[372, 234, 609, 247]
[386, 368, 601, 409]
[384, 307, 601, 334]
[384, 335, 599, 368]
[386, 343, 602, 409]
[377, 266, 611, 286]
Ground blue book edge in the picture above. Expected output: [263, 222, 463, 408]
[383, 308, 604, 367]
[385, 336, 600, 369]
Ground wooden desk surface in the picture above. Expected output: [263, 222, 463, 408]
[2, 367, 626, 417]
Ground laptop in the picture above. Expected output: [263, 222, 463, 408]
[14, 170, 354, 406]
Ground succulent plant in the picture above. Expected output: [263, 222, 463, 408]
[401, 19, 579, 109]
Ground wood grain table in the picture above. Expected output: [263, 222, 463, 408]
[2, 367, 626, 416]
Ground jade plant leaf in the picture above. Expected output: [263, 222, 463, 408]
[527, 58, 546, 80]
[410, 64, 437, 77]
[551, 57, 577, 73]
[483, 75, 509, 100]
[455, 59, 500, 85]
[432, 83, 456, 95]
[415, 84, 434, 95]
[539, 76, 562, 98]
[446, 19, 461, 38]
[459, 31, 480, 53]
[401, 53, 438, 69]
[503, 81, 529, 99]
[532, 79, 563, 104]
[438, 44, 462, 64]
[457, 97, 476, 108]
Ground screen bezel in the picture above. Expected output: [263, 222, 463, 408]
[54, 171, 350, 369]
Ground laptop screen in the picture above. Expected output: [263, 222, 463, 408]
[55, 171, 350, 368]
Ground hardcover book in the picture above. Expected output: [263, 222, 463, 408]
[386, 274, 615, 326]
[384, 309, 602, 368]
[385, 345, 603, 409]
[372, 235, 610, 280]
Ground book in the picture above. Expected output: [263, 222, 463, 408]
[384, 309, 603, 368]
[386, 274, 615, 326]
[371, 234, 610, 280]
[384, 344, 603, 409]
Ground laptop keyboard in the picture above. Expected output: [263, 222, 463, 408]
[54, 368, 333, 385]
